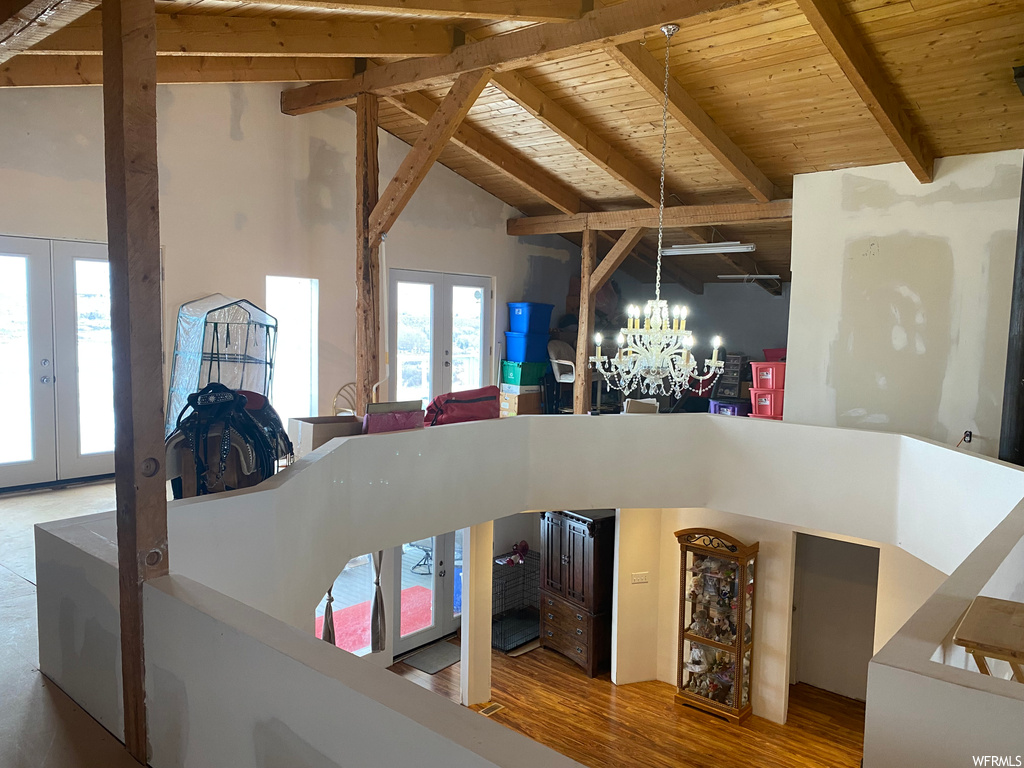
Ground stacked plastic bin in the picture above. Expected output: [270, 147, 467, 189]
[500, 302, 553, 417]
[749, 361, 785, 421]
[708, 354, 752, 417]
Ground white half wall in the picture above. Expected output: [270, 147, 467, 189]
[0, 85, 577, 414]
[785, 149, 1024, 457]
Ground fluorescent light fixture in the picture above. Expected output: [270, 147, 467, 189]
[662, 242, 756, 255]
[717, 274, 781, 280]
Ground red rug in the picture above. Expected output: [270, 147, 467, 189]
[314, 585, 433, 653]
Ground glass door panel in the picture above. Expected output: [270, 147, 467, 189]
[390, 270, 441, 407]
[52, 240, 114, 479]
[447, 281, 487, 393]
[393, 531, 462, 655]
[0, 236, 55, 488]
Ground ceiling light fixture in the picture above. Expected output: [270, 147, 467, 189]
[589, 24, 725, 399]
[662, 242, 757, 255]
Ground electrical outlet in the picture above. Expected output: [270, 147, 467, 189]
[631, 571, 649, 584]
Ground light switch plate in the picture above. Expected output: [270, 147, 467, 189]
[631, 571, 649, 584]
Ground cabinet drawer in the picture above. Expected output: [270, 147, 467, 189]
[542, 625, 590, 666]
[540, 589, 588, 627]
[542, 611, 590, 642]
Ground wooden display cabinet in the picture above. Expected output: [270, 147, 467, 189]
[675, 528, 758, 724]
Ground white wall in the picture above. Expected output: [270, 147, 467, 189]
[786, 150, 1024, 457]
[615, 275, 791, 362]
[0, 85, 576, 415]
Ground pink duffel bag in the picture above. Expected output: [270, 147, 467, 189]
[425, 386, 500, 426]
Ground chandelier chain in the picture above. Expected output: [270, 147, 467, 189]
[655, 27, 672, 303]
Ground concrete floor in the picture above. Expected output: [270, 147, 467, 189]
[0, 480, 140, 768]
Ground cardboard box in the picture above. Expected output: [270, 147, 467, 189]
[499, 383, 542, 396]
[288, 416, 362, 459]
[499, 391, 543, 417]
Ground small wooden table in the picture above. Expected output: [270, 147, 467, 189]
[953, 596, 1024, 683]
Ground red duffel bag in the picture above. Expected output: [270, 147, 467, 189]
[425, 386, 501, 426]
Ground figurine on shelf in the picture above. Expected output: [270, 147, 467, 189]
[686, 644, 709, 673]
[690, 609, 710, 638]
[688, 575, 703, 600]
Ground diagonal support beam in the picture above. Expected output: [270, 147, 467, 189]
[385, 89, 583, 215]
[0, 0, 98, 63]
[492, 69, 663, 207]
[794, 0, 934, 183]
[369, 69, 491, 247]
[607, 41, 776, 203]
[590, 228, 647, 294]
[280, 0, 753, 114]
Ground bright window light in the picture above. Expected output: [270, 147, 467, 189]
[266, 276, 318, 427]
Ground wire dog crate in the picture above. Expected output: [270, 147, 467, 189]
[491, 550, 540, 652]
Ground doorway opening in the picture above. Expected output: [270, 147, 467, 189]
[790, 533, 879, 702]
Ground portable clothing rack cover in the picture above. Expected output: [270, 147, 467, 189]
[166, 294, 278, 436]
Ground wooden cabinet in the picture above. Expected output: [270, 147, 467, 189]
[675, 528, 759, 724]
[539, 509, 615, 677]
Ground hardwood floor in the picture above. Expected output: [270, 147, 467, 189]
[390, 642, 865, 768]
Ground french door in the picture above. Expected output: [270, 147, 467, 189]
[0, 235, 114, 489]
[393, 529, 464, 655]
[388, 269, 493, 405]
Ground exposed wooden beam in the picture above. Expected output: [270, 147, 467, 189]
[101, 0, 166, 759]
[633, 242, 703, 295]
[262, 0, 591, 22]
[606, 41, 776, 203]
[794, 0, 934, 183]
[574, 228, 597, 414]
[0, 0, 97, 63]
[385, 89, 583, 215]
[507, 200, 793, 235]
[0, 53, 355, 85]
[355, 92, 380, 414]
[590, 227, 647, 295]
[492, 70, 664, 207]
[281, 0, 753, 114]
[369, 69, 490, 246]
[28, 11, 456, 57]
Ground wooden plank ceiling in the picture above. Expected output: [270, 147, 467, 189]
[2, 0, 1022, 290]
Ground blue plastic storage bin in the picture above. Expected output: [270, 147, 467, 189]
[504, 332, 549, 363]
[508, 302, 554, 334]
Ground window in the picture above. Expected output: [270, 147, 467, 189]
[266, 276, 318, 426]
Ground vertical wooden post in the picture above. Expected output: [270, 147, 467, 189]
[355, 92, 381, 414]
[573, 228, 597, 414]
[101, 0, 167, 760]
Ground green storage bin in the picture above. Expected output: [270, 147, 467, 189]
[501, 360, 548, 386]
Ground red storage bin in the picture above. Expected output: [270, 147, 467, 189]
[751, 362, 786, 390]
[763, 348, 787, 362]
[750, 388, 784, 417]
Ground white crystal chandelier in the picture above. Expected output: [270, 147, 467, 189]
[590, 23, 725, 398]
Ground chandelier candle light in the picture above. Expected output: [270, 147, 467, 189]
[589, 23, 725, 398]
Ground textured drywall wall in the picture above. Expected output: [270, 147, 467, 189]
[0, 85, 576, 414]
[786, 150, 1023, 457]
